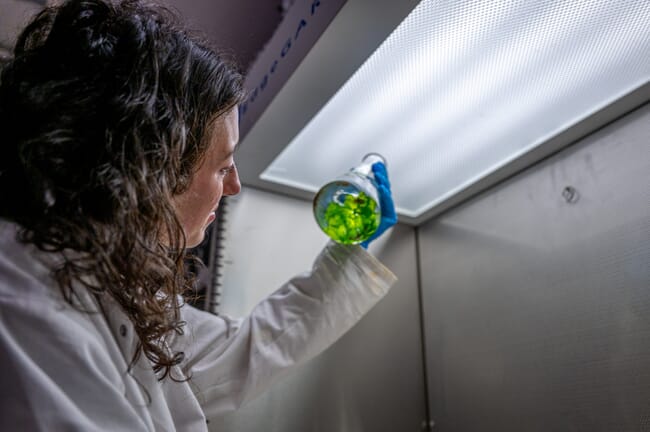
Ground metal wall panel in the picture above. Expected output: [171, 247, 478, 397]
[419, 104, 650, 431]
[210, 188, 427, 431]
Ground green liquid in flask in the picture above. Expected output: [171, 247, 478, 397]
[321, 191, 380, 244]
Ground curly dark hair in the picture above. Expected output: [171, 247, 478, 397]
[0, 0, 245, 379]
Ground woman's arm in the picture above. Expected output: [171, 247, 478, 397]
[175, 243, 397, 419]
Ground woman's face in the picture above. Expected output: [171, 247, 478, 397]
[173, 107, 241, 248]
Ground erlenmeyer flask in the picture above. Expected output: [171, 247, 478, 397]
[313, 153, 385, 244]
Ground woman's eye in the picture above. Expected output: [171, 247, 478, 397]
[219, 164, 234, 177]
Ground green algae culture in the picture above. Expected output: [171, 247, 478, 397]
[320, 189, 380, 244]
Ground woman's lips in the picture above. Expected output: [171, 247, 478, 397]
[206, 212, 216, 225]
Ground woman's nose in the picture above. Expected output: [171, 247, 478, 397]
[223, 165, 241, 196]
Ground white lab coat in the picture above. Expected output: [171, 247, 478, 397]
[0, 221, 396, 431]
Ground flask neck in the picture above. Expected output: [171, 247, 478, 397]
[352, 153, 386, 178]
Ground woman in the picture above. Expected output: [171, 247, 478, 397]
[0, 0, 397, 430]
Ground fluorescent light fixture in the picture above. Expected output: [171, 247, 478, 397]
[261, 0, 650, 218]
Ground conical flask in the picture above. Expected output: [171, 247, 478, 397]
[313, 153, 385, 244]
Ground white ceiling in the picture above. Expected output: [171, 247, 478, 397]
[0, 0, 285, 71]
[0, 0, 44, 58]
[155, 0, 287, 72]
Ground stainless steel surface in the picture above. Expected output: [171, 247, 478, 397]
[210, 189, 427, 431]
[409, 82, 650, 226]
[418, 104, 650, 431]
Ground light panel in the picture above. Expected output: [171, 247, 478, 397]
[261, 0, 650, 218]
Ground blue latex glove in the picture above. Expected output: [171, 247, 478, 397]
[361, 162, 397, 249]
